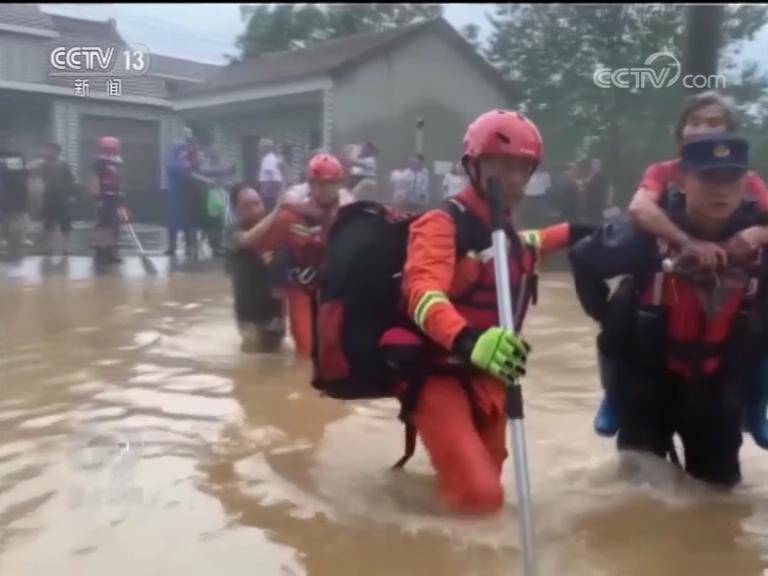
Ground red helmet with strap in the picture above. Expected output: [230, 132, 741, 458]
[99, 136, 121, 155]
[308, 153, 344, 182]
[462, 110, 543, 166]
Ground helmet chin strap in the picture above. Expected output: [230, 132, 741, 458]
[462, 156, 484, 197]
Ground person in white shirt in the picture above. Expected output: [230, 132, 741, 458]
[405, 153, 430, 209]
[390, 157, 411, 205]
[258, 139, 284, 210]
[442, 160, 467, 198]
[348, 141, 378, 189]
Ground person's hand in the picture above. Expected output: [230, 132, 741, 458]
[282, 200, 323, 219]
[724, 228, 760, 266]
[234, 230, 248, 247]
[456, 327, 531, 385]
[680, 238, 728, 271]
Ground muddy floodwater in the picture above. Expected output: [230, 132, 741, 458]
[2, 256, 768, 576]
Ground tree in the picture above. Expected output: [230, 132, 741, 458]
[460, 24, 481, 52]
[484, 4, 768, 206]
[235, 4, 443, 60]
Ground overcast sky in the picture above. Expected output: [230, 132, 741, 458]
[43, 3, 768, 70]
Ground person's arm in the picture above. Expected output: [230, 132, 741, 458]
[520, 222, 597, 261]
[238, 206, 289, 251]
[403, 210, 468, 351]
[404, 210, 530, 381]
[351, 157, 376, 172]
[628, 187, 690, 246]
[629, 166, 728, 269]
[568, 220, 658, 323]
[727, 173, 768, 256]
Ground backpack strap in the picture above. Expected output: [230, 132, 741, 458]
[392, 422, 418, 470]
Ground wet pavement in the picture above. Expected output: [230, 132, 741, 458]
[2, 263, 768, 576]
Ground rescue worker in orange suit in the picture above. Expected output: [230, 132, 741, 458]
[401, 110, 591, 514]
[238, 153, 345, 358]
[570, 133, 768, 487]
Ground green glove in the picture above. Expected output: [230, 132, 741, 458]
[455, 327, 530, 385]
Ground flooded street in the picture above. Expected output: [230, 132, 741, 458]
[3, 258, 768, 576]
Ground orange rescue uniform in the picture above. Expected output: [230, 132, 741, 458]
[257, 206, 328, 358]
[402, 186, 571, 513]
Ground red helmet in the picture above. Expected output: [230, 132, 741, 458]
[307, 153, 344, 182]
[462, 110, 543, 166]
[99, 136, 121, 154]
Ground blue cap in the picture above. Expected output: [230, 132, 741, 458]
[680, 133, 749, 173]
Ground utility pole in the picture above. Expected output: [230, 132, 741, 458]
[683, 5, 725, 93]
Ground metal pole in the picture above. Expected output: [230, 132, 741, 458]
[415, 117, 424, 155]
[488, 178, 538, 576]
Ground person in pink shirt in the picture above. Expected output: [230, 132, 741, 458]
[629, 91, 768, 270]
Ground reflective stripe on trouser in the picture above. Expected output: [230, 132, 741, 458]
[286, 286, 313, 358]
[412, 373, 507, 513]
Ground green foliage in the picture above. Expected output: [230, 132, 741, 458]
[484, 4, 768, 205]
[235, 4, 442, 60]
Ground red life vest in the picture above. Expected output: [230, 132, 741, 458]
[641, 241, 763, 379]
[283, 211, 327, 292]
[444, 198, 539, 336]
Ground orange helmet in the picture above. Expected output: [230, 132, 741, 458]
[307, 153, 344, 182]
[99, 136, 121, 155]
[462, 110, 543, 166]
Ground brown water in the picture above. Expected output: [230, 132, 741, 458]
[2, 257, 768, 576]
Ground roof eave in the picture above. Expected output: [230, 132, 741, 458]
[0, 22, 59, 38]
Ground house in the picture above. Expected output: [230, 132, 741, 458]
[175, 17, 517, 196]
[0, 4, 217, 221]
[1, 8, 515, 222]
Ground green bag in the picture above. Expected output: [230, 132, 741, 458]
[207, 187, 226, 218]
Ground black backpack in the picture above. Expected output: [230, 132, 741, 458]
[311, 199, 534, 398]
[311, 201, 419, 400]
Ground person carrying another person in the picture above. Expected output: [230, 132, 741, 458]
[629, 91, 768, 269]
[398, 110, 592, 513]
[593, 90, 768, 439]
[571, 133, 768, 487]
[236, 153, 346, 358]
[224, 183, 286, 353]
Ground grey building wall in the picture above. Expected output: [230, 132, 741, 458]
[205, 102, 323, 185]
[0, 33, 48, 83]
[333, 31, 512, 201]
[52, 98, 176, 187]
[0, 92, 51, 157]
